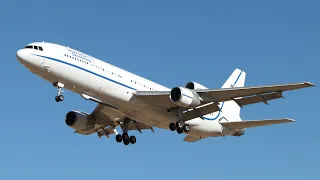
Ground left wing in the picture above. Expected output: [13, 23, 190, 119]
[134, 82, 314, 111]
[196, 82, 314, 103]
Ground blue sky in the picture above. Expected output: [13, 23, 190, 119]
[0, 0, 319, 179]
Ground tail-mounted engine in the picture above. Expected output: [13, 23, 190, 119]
[170, 87, 201, 108]
[185, 82, 208, 90]
[65, 111, 94, 131]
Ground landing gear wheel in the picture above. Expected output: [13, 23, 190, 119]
[116, 134, 123, 143]
[177, 128, 183, 134]
[123, 139, 130, 145]
[122, 133, 129, 140]
[169, 123, 176, 131]
[183, 124, 190, 132]
[55, 95, 64, 102]
[129, 136, 136, 144]
[176, 121, 184, 130]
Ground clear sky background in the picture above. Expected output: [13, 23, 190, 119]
[0, 0, 319, 179]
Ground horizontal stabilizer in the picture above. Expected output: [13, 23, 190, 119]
[184, 135, 207, 142]
[220, 118, 295, 129]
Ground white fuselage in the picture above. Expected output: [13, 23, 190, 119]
[16, 42, 237, 137]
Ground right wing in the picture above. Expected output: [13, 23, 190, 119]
[75, 104, 154, 137]
[95, 121, 155, 138]
[220, 118, 295, 129]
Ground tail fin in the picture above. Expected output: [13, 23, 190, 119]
[221, 69, 246, 121]
[222, 68, 246, 88]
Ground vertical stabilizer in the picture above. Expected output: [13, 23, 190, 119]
[202, 69, 246, 121]
[221, 69, 246, 121]
[222, 68, 246, 89]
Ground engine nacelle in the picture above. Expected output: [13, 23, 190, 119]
[185, 82, 208, 90]
[65, 111, 94, 131]
[170, 87, 201, 108]
[232, 129, 246, 136]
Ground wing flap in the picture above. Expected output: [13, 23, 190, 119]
[220, 118, 295, 129]
[182, 103, 220, 121]
[120, 121, 155, 133]
[234, 92, 283, 107]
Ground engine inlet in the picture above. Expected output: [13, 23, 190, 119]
[65, 111, 77, 126]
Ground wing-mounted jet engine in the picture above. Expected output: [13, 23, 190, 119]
[65, 111, 95, 131]
[170, 87, 202, 108]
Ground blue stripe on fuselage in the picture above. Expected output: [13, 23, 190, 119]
[32, 54, 137, 90]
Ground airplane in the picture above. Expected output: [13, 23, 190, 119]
[16, 42, 315, 145]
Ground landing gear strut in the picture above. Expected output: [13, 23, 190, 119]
[115, 118, 137, 145]
[169, 121, 190, 134]
[53, 82, 64, 102]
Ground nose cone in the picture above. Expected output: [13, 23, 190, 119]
[16, 49, 25, 63]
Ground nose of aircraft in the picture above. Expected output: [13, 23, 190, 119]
[16, 49, 25, 62]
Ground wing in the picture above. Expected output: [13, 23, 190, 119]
[220, 118, 295, 129]
[76, 104, 154, 137]
[133, 91, 175, 109]
[134, 82, 314, 112]
[75, 104, 123, 135]
[196, 82, 314, 102]
[94, 121, 155, 138]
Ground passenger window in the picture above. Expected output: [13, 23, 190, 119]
[34, 46, 38, 50]
[39, 46, 43, 51]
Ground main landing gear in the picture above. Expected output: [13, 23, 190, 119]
[115, 118, 136, 146]
[169, 121, 190, 134]
[53, 82, 64, 102]
[115, 133, 136, 145]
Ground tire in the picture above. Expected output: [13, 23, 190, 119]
[122, 133, 129, 140]
[177, 128, 183, 134]
[55, 96, 60, 102]
[59, 95, 64, 101]
[129, 136, 136, 144]
[183, 124, 190, 132]
[169, 123, 176, 131]
[116, 134, 122, 142]
[123, 139, 130, 145]
[176, 121, 184, 129]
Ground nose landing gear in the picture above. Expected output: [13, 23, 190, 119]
[53, 82, 64, 102]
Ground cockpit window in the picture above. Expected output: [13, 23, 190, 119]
[25, 45, 33, 49]
[34, 46, 38, 50]
[39, 46, 43, 51]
